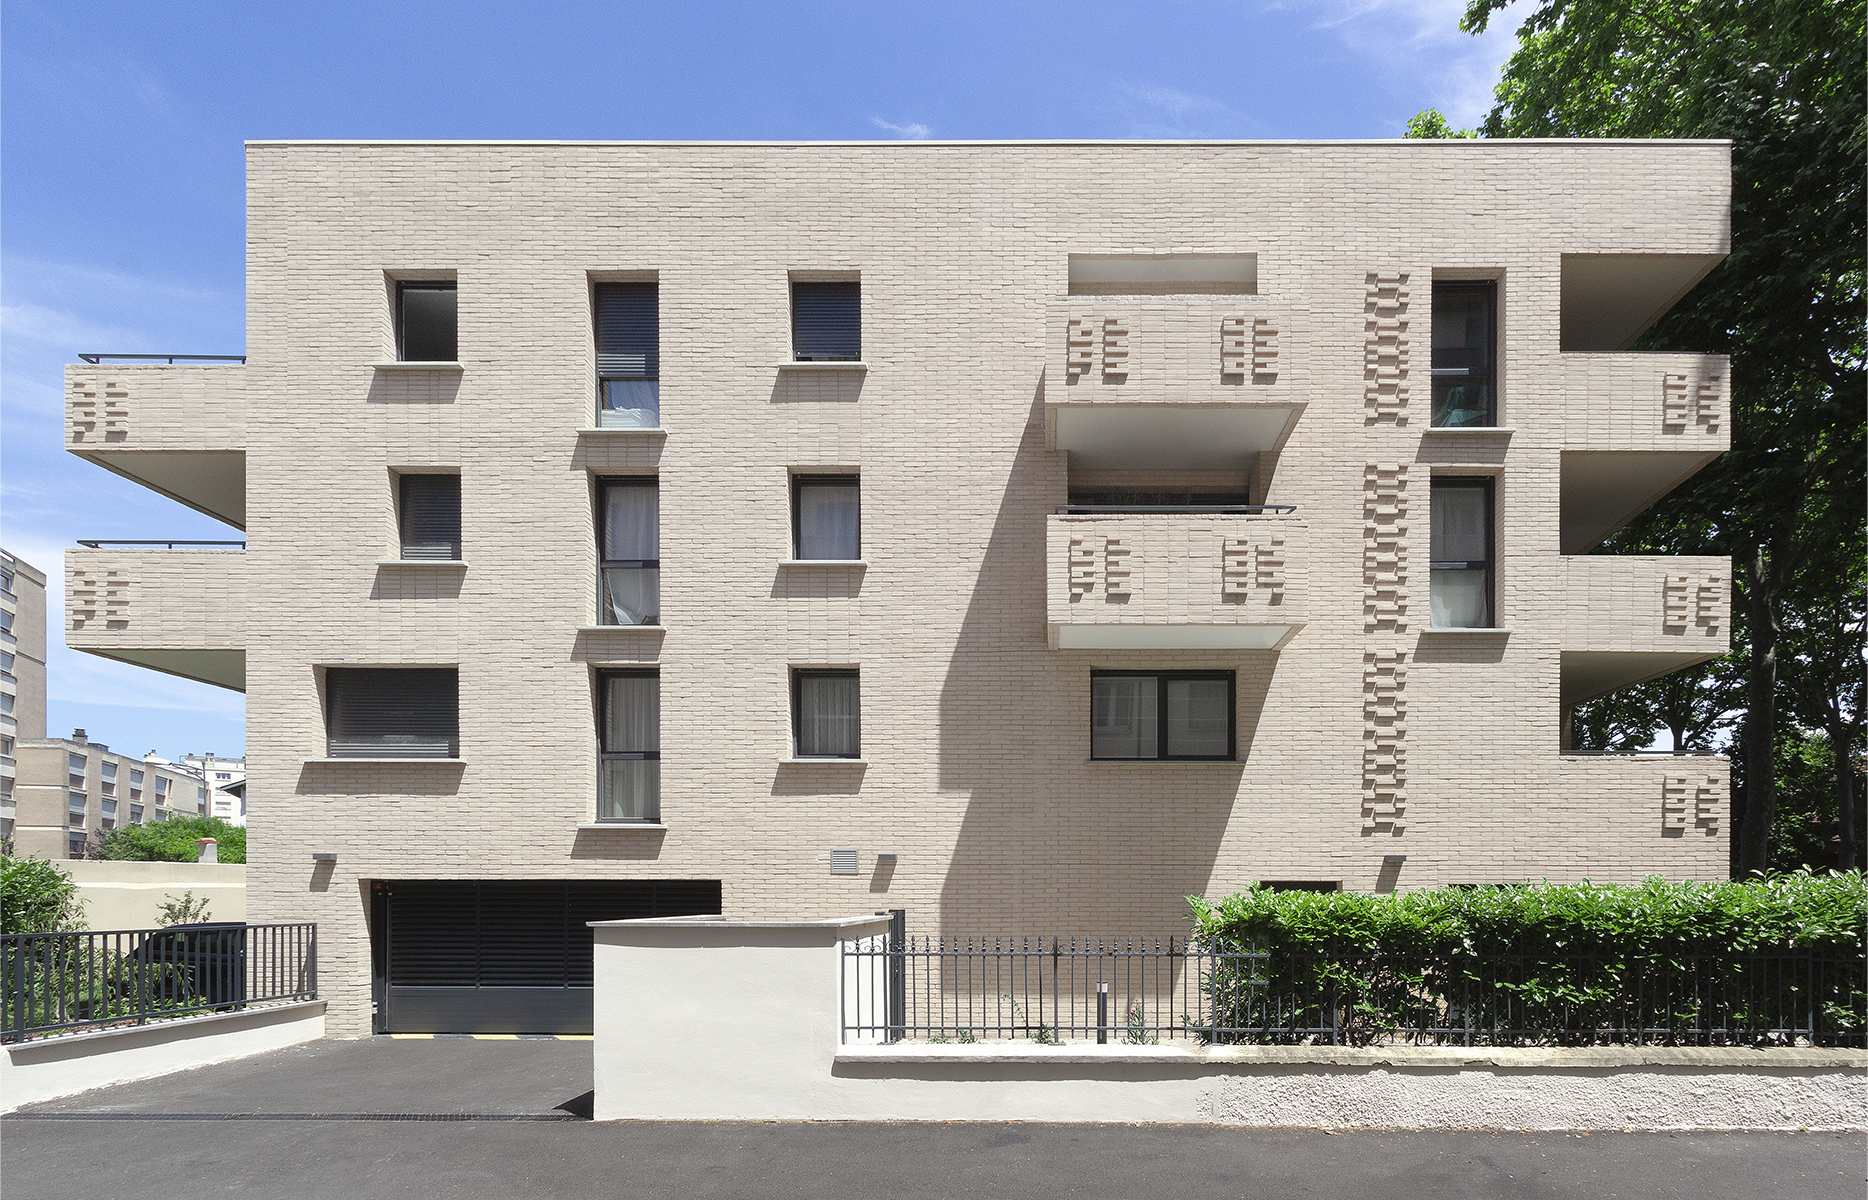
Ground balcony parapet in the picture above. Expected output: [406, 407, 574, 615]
[1561, 352, 1730, 452]
[1561, 555, 1729, 705]
[1046, 511, 1307, 650]
[65, 546, 246, 692]
[1558, 752, 1730, 839]
[65, 362, 247, 528]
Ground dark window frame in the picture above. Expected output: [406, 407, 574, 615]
[596, 667, 661, 823]
[1430, 280, 1497, 428]
[791, 474, 862, 561]
[593, 281, 661, 427]
[790, 280, 862, 362]
[791, 668, 862, 759]
[396, 280, 459, 363]
[1429, 475, 1496, 629]
[1090, 670, 1237, 762]
[397, 473, 463, 561]
[323, 666, 461, 760]
[595, 475, 661, 626]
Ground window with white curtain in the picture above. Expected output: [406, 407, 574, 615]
[792, 475, 860, 560]
[1430, 477, 1494, 628]
[792, 669, 860, 758]
[1091, 671, 1234, 760]
[599, 670, 660, 822]
[599, 477, 660, 625]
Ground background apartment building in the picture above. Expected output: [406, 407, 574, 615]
[1, 551, 49, 843]
[12, 731, 209, 861]
[62, 140, 1733, 1035]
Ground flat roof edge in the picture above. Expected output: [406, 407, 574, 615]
[243, 138, 1734, 148]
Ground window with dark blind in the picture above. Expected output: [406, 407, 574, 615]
[1431, 282, 1496, 427]
[791, 281, 861, 361]
[398, 474, 462, 560]
[597, 478, 659, 626]
[1091, 671, 1235, 761]
[325, 667, 460, 759]
[598, 670, 659, 822]
[1430, 477, 1495, 628]
[595, 282, 660, 429]
[793, 669, 860, 758]
[398, 282, 458, 362]
[792, 475, 861, 560]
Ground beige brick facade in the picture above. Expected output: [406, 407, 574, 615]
[63, 140, 1735, 1034]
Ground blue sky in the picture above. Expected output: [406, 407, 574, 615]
[0, 0, 1526, 760]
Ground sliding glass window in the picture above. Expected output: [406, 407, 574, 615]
[792, 475, 860, 560]
[1429, 477, 1494, 628]
[598, 670, 660, 822]
[1090, 671, 1235, 761]
[1430, 281, 1496, 427]
[793, 669, 860, 758]
[598, 477, 659, 626]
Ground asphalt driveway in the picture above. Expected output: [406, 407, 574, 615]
[4, 1039, 1861, 1200]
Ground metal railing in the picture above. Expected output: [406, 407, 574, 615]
[1564, 748, 1723, 756]
[2, 923, 317, 1042]
[76, 540, 247, 550]
[1055, 505, 1297, 515]
[842, 929, 1865, 1048]
[77, 353, 246, 364]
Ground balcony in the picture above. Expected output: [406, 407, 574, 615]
[1046, 510, 1307, 649]
[1561, 555, 1729, 707]
[66, 357, 247, 529]
[1557, 752, 1730, 841]
[1043, 299, 1306, 470]
[1559, 352, 1730, 553]
[66, 544, 246, 691]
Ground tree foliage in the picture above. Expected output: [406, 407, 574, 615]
[99, 816, 246, 864]
[1, 859, 88, 934]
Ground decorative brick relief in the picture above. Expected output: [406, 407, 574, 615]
[1252, 317, 1279, 380]
[67, 375, 131, 443]
[1255, 534, 1286, 600]
[1362, 463, 1409, 633]
[1662, 369, 1723, 433]
[1363, 649, 1407, 830]
[1663, 572, 1724, 635]
[1663, 773, 1721, 833]
[1221, 537, 1252, 595]
[68, 564, 132, 629]
[1103, 537, 1132, 594]
[1067, 534, 1134, 599]
[1363, 273, 1410, 423]
[1101, 315, 1131, 379]
[1220, 317, 1249, 376]
[1065, 315, 1097, 380]
[1068, 535, 1100, 597]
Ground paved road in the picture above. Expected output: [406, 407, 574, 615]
[5, 1041, 1861, 1200]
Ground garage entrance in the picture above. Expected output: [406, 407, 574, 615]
[372, 879, 720, 1034]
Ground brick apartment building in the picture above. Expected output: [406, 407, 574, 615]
[62, 139, 1732, 1035]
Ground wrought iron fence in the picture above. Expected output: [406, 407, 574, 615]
[2, 924, 317, 1042]
[842, 923, 1865, 1048]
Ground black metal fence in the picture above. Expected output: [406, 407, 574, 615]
[2, 924, 317, 1042]
[843, 925, 1865, 1048]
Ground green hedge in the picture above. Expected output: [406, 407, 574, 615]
[99, 816, 246, 864]
[1187, 874, 1866, 1046]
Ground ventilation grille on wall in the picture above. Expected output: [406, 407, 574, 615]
[830, 849, 860, 875]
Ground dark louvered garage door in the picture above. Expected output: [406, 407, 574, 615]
[379, 880, 720, 1034]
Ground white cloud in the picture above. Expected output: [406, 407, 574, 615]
[1109, 84, 1256, 138]
[0, 303, 141, 352]
[872, 117, 933, 140]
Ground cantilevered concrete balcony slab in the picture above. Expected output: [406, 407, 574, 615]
[1046, 512, 1307, 650]
[1043, 299, 1306, 470]
[1561, 554, 1729, 706]
[66, 546, 246, 691]
[66, 362, 247, 529]
[1560, 351, 1729, 553]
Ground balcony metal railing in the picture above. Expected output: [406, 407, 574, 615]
[77, 353, 246, 364]
[1564, 748, 1724, 757]
[1054, 505, 1297, 515]
[76, 540, 246, 550]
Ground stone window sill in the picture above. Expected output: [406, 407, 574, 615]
[375, 559, 468, 567]
[300, 758, 466, 765]
[776, 361, 868, 371]
[1086, 759, 1240, 766]
[1422, 627, 1514, 635]
[577, 822, 668, 831]
[576, 427, 666, 436]
[576, 625, 666, 633]
[1421, 426, 1514, 434]
[779, 758, 869, 766]
[369, 361, 464, 371]
[778, 560, 868, 568]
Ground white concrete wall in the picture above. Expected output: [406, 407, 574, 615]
[60, 860, 246, 930]
[0, 1000, 323, 1111]
[592, 916, 1867, 1129]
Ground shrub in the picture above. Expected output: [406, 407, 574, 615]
[156, 892, 213, 925]
[0, 859, 88, 934]
[99, 816, 246, 864]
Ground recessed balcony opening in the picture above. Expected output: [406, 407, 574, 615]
[1559, 254, 1724, 351]
[1067, 254, 1257, 296]
[1560, 451, 1718, 554]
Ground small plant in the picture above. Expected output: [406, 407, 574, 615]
[955, 1029, 976, 1043]
[156, 891, 213, 926]
[1124, 1001, 1158, 1045]
[1032, 1022, 1055, 1045]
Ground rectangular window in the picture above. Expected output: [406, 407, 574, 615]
[101, 762, 116, 779]
[598, 670, 660, 822]
[397, 281, 457, 362]
[197, 787, 207, 802]
[0, 736, 11, 757]
[1431, 281, 1496, 427]
[325, 667, 460, 759]
[154, 777, 167, 795]
[130, 805, 144, 824]
[1430, 477, 1495, 628]
[398, 474, 463, 560]
[598, 477, 660, 626]
[792, 475, 861, 560]
[0, 611, 14, 632]
[130, 770, 143, 786]
[102, 799, 117, 817]
[791, 281, 861, 362]
[69, 753, 87, 773]
[69, 792, 87, 812]
[792, 669, 860, 759]
[101, 780, 114, 796]
[68, 772, 85, 789]
[595, 282, 660, 429]
[1090, 671, 1235, 761]
[0, 819, 12, 840]
[69, 833, 86, 860]
[0, 651, 13, 676]
[69, 811, 86, 827]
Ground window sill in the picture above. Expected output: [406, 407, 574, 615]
[1085, 759, 1240, 766]
[576, 427, 666, 436]
[577, 822, 668, 831]
[300, 758, 466, 765]
[375, 559, 467, 567]
[1421, 426, 1514, 434]
[776, 361, 868, 371]
[369, 361, 464, 371]
[778, 559, 868, 568]
[1422, 627, 1514, 635]
[779, 758, 868, 766]
[576, 625, 666, 633]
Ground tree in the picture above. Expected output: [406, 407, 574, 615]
[0, 859, 87, 934]
[1403, 109, 1475, 138]
[1461, 0, 1868, 874]
[156, 892, 214, 925]
[98, 816, 246, 864]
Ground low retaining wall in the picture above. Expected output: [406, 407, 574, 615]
[590, 915, 1866, 1129]
[1, 1000, 323, 1111]
[59, 860, 246, 930]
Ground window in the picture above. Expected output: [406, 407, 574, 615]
[69, 833, 86, 860]
[102, 799, 117, 816]
[792, 475, 861, 560]
[791, 281, 861, 362]
[101, 780, 114, 796]
[69, 792, 87, 812]
[0, 736, 11, 757]
[1430, 477, 1495, 628]
[0, 818, 12, 841]
[197, 787, 207, 802]
[1430, 281, 1496, 427]
[598, 670, 660, 822]
[101, 762, 116, 779]
[215, 772, 231, 780]
[69, 753, 87, 773]
[0, 651, 13, 677]
[154, 777, 168, 795]
[0, 776, 10, 796]
[598, 478, 659, 626]
[397, 281, 457, 362]
[0, 569, 12, 595]
[1, 694, 14, 714]
[792, 669, 860, 759]
[595, 282, 660, 429]
[130, 770, 143, 787]
[69, 811, 87, 827]
[0, 611, 13, 632]
[1090, 671, 1235, 761]
[130, 805, 144, 824]
[69, 771, 86, 789]
[398, 474, 462, 560]
[325, 667, 460, 759]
